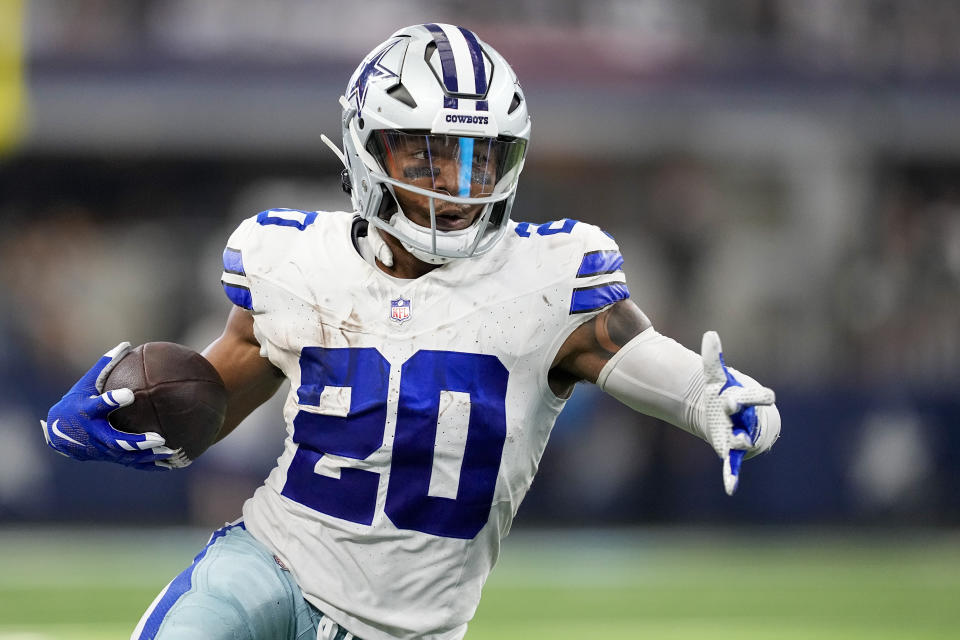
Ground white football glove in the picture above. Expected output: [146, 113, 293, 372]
[700, 331, 778, 495]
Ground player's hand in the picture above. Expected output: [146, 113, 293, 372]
[701, 331, 777, 495]
[40, 342, 189, 470]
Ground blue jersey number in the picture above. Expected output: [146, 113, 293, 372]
[281, 348, 508, 540]
[514, 218, 578, 237]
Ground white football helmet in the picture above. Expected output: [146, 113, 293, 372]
[334, 23, 531, 264]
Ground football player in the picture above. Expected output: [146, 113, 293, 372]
[42, 23, 780, 640]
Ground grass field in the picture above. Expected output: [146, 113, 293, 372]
[1, 527, 958, 639]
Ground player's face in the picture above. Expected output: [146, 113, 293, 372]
[379, 135, 499, 231]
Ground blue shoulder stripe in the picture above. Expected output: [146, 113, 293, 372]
[577, 250, 623, 278]
[222, 281, 253, 310]
[570, 282, 630, 314]
[222, 247, 246, 276]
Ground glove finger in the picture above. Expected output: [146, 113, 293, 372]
[155, 450, 193, 469]
[115, 448, 177, 465]
[746, 404, 780, 459]
[131, 430, 167, 450]
[68, 355, 112, 396]
[737, 385, 775, 406]
[729, 431, 754, 450]
[724, 450, 745, 496]
[40, 419, 52, 447]
[94, 341, 133, 393]
[721, 386, 775, 414]
[82, 388, 135, 419]
[113, 430, 167, 451]
[150, 445, 178, 456]
[68, 342, 132, 395]
[700, 331, 727, 384]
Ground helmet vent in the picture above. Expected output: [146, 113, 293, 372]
[508, 92, 522, 114]
[387, 83, 418, 109]
[424, 41, 437, 63]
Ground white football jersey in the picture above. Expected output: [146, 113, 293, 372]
[219, 209, 629, 640]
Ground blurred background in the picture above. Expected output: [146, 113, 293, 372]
[2, 0, 960, 542]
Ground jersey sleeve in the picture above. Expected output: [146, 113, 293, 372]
[220, 216, 258, 311]
[219, 209, 321, 311]
[565, 223, 630, 316]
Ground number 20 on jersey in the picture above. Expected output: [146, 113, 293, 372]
[281, 347, 508, 540]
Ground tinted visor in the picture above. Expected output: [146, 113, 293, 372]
[368, 131, 527, 198]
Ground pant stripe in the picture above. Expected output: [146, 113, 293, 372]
[132, 521, 246, 639]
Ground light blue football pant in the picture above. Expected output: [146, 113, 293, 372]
[131, 522, 360, 640]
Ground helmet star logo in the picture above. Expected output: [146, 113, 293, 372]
[349, 39, 401, 117]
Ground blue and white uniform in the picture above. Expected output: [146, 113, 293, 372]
[143, 209, 629, 640]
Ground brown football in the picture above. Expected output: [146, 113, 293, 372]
[103, 342, 227, 460]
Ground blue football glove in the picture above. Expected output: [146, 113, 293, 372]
[40, 342, 190, 470]
[701, 331, 777, 495]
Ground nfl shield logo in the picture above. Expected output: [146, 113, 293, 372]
[390, 297, 411, 323]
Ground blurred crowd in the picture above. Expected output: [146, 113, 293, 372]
[1, 0, 958, 528]
[26, 0, 960, 77]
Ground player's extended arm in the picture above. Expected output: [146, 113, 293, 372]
[202, 306, 285, 443]
[552, 299, 780, 495]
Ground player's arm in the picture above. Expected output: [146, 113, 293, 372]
[549, 299, 652, 393]
[551, 299, 780, 495]
[202, 306, 284, 443]
[40, 306, 281, 469]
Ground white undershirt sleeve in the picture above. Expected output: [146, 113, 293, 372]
[596, 327, 706, 439]
[596, 327, 780, 455]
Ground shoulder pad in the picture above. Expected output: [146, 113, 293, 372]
[510, 218, 629, 315]
[513, 218, 619, 249]
[218, 209, 323, 310]
[220, 216, 259, 310]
